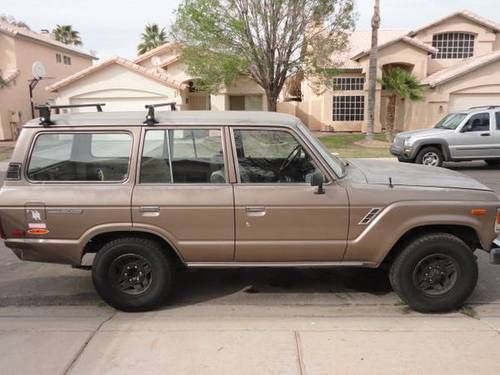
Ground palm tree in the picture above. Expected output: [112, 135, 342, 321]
[379, 67, 424, 141]
[52, 25, 83, 46]
[366, 0, 380, 141]
[137, 24, 167, 55]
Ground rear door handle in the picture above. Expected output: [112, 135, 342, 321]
[245, 207, 266, 217]
[480, 133, 491, 136]
[139, 206, 160, 216]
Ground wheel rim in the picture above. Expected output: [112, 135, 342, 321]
[422, 152, 439, 166]
[412, 254, 459, 296]
[109, 254, 153, 295]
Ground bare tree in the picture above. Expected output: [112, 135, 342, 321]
[172, 0, 355, 111]
[366, 0, 380, 140]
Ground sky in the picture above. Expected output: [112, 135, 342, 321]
[2, 0, 500, 60]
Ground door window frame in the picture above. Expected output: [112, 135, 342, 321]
[458, 112, 493, 133]
[228, 126, 334, 185]
[24, 130, 134, 185]
[137, 126, 230, 185]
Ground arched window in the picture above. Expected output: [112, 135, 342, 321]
[432, 32, 475, 59]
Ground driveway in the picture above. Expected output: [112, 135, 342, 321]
[1, 160, 500, 374]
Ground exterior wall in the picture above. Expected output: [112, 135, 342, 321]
[51, 64, 181, 110]
[413, 15, 498, 74]
[0, 33, 94, 139]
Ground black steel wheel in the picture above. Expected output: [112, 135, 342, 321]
[92, 237, 174, 312]
[390, 233, 477, 313]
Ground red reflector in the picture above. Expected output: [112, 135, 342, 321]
[497, 212, 500, 224]
[11, 229, 25, 237]
[471, 208, 487, 216]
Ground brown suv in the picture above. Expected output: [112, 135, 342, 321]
[1, 104, 499, 312]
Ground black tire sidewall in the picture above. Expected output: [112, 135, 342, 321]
[391, 234, 477, 313]
[92, 238, 173, 312]
[415, 147, 443, 167]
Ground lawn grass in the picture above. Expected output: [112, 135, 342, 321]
[317, 133, 393, 158]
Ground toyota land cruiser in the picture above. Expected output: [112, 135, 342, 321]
[1, 104, 499, 312]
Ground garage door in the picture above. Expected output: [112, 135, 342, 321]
[449, 93, 500, 112]
[69, 97, 169, 112]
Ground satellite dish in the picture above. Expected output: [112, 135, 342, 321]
[151, 56, 161, 68]
[32, 61, 46, 80]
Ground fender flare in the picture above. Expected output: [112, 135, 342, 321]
[412, 139, 451, 161]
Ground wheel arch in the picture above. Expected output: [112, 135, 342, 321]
[382, 224, 481, 265]
[413, 139, 451, 161]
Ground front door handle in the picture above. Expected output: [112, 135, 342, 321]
[245, 207, 266, 217]
[139, 206, 160, 217]
[480, 133, 491, 136]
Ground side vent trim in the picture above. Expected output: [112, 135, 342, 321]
[359, 208, 381, 225]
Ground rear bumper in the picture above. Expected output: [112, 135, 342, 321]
[490, 238, 500, 264]
[4, 238, 82, 265]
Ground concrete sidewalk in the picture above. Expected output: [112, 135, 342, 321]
[2, 304, 500, 375]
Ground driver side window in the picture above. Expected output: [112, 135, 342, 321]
[462, 113, 490, 132]
[234, 129, 320, 183]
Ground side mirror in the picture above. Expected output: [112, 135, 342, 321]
[310, 171, 325, 194]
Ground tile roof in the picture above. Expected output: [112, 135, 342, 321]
[0, 21, 96, 59]
[351, 36, 437, 60]
[134, 42, 180, 64]
[422, 50, 500, 87]
[46, 56, 187, 92]
[409, 10, 500, 36]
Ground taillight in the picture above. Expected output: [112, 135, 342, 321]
[0, 217, 5, 239]
[496, 209, 500, 233]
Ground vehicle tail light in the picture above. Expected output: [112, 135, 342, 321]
[496, 209, 500, 233]
[0, 217, 5, 239]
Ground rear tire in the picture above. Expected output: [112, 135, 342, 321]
[415, 147, 443, 167]
[389, 233, 477, 313]
[92, 237, 174, 312]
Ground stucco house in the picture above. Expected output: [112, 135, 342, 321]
[286, 10, 500, 132]
[0, 21, 96, 140]
[47, 42, 268, 112]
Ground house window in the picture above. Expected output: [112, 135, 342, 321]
[333, 77, 365, 91]
[432, 32, 475, 59]
[63, 55, 72, 65]
[332, 96, 365, 121]
[56, 53, 62, 63]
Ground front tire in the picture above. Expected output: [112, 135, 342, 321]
[92, 237, 174, 312]
[415, 146, 443, 167]
[389, 233, 477, 313]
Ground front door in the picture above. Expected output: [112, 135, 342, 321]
[231, 127, 349, 262]
[132, 127, 234, 263]
[448, 112, 494, 159]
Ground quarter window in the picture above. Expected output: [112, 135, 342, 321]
[496, 112, 500, 130]
[432, 32, 475, 59]
[332, 95, 365, 121]
[333, 77, 365, 91]
[234, 129, 320, 183]
[140, 129, 225, 183]
[27, 133, 132, 182]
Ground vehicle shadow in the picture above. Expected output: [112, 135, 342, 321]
[167, 267, 394, 308]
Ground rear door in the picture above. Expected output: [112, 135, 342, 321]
[131, 127, 234, 263]
[448, 112, 493, 159]
[492, 112, 500, 158]
[230, 127, 349, 262]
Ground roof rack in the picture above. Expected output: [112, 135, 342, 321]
[35, 103, 105, 127]
[468, 105, 500, 110]
[144, 102, 177, 126]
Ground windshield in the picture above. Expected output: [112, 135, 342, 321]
[434, 113, 467, 129]
[297, 123, 346, 177]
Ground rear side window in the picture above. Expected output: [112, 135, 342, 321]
[496, 112, 500, 130]
[140, 129, 225, 183]
[27, 132, 132, 182]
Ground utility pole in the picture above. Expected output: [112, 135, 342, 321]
[366, 0, 380, 141]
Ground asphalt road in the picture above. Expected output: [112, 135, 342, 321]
[0, 159, 499, 309]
